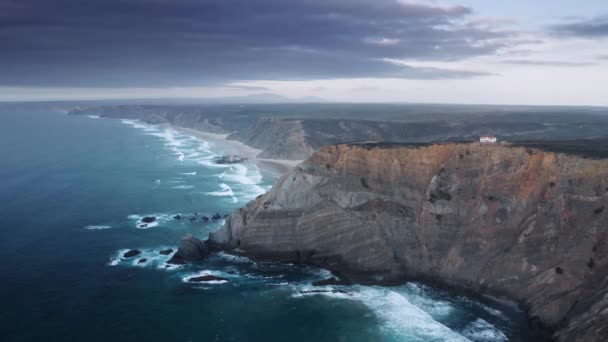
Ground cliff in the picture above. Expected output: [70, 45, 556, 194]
[210, 142, 608, 341]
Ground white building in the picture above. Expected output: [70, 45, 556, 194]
[480, 136, 497, 143]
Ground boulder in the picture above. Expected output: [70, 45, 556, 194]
[173, 214, 181, 220]
[167, 235, 210, 264]
[211, 213, 222, 220]
[141, 216, 156, 223]
[187, 275, 229, 283]
[159, 249, 174, 255]
[213, 155, 247, 164]
[202, 216, 209, 222]
[123, 250, 141, 258]
[138, 258, 147, 264]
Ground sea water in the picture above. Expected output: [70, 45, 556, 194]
[0, 106, 536, 341]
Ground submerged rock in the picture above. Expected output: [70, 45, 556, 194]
[159, 249, 174, 255]
[187, 275, 229, 283]
[137, 258, 147, 264]
[141, 216, 156, 223]
[167, 235, 210, 264]
[123, 250, 141, 258]
[202, 216, 209, 222]
[173, 214, 181, 220]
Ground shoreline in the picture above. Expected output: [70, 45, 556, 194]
[175, 127, 302, 176]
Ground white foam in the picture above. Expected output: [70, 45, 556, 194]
[108, 247, 178, 270]
[107, 249, 130, 266]
[87, 115, 100, 119]
[121, 119, 155, 131]
[294, 286, 471, 342]
[206, 183, 237, 202]
[172, 185, 194, 190]
[221, 164, 266, 200]
[180, 172, 197, 176]
[215, 252, 255, 264]
[84, 225, 112, 230]
[400, 283, 455, 319]
[120, 119, 267, 204]
[461, 318, 507, 342]
[267, 282, 289, 286]
[455, 296, 509, 321]
[181, 270, 230, 284]
[127, 213, 175, 229]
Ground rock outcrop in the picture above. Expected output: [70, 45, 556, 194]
[167, 235, 210, 264]
[209, 142, 608, 341]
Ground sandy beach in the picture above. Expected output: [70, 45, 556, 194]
[176, 127, 302, 176]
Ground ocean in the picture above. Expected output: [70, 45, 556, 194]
[0, 106, 535, 341]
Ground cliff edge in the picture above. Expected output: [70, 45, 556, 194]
[210, 142, 608, 341]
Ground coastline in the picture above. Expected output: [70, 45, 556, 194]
[175, 127, 302, 176]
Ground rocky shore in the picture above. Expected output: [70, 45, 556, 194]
[176, 142, 607, 341]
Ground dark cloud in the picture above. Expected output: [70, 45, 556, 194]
[0, 0, 516, 87]
[501, 59, 595, 67]
[598, 55, 608, 60]
[550, 16, 608, 38]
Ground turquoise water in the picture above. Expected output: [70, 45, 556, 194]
[0, 107, 535, 341]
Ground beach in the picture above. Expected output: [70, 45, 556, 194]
[176, 127, 302, 176]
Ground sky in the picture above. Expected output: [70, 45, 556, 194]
[0, 0, 607, 105]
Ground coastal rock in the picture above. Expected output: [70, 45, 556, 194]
[123, 250, 141, 258]
[213, 155, 247, 164]
[167, 235, 210, 265]
[202, 216, 209, 222]
[141, 216, 156, 223]
[138, 258, 147, 264]
[211, 213, 222, 220]
[312, 277, 351, 286]
[159, 249, 174, 255]
[210, 142, 608, 341]
[173, 214, 181, 220]
[187, 275, 229, 283]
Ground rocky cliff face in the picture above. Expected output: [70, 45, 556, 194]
[210, 142, 608, 341]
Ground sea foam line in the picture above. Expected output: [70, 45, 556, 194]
[119, 119, 267, 203]
[84, 225, 112, 230]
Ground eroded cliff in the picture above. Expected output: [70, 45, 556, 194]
[210, 142, 608, 341]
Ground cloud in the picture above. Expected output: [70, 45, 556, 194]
[550, 16, 608, 38]
[598, 55, 608, 60]
[0, 0, 519, 87]
[381, 58, 493, 78]
[501, 59, 595, 67]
